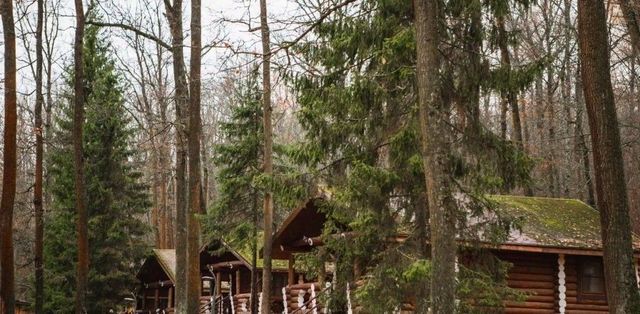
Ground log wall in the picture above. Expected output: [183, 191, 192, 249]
[498, 251, 558, 314]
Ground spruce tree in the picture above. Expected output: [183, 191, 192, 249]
[289, 0, 536, 311]
[43, 25, 150, 313]
[206, 68, 263, 312]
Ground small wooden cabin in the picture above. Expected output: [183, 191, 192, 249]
[0, 300, 32, 314]
[203, 240, 290, 313]
[136, 240, 291, 313]
[272, 195, 640, 314]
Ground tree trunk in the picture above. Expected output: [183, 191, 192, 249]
[259, 0, 274, 312]
[163, 0, 189, 311]
[72, 0, 89, 312]
[620, 0, 640, 54]
[187, 0, 203, 311]
[574, 65, 595, 207]
[0, 0, 17, 311]
[577, 1, 640, 312]
[415, 0, 457, 313]
[34, 0, 45, 311]
[251, 193, 259, 314]
[497, 14, 524, 150]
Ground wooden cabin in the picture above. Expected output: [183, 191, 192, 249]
[272, 195, 640, 314]
[0, 300, 32, 314]
[203, 239, 290, 313]
[136, 240, 292, 313]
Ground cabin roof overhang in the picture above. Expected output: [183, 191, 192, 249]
[272, 197, 327, 259]
[271, 195, 640, 259]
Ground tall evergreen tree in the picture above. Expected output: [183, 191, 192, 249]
[44, 26, 150, 313]
[289, 0, 535, 311]
[206, 68, 263, 312]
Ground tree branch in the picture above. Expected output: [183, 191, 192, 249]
[86, 20, 171, 50]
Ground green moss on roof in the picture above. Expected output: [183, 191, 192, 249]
[489, 195, 640, 250]
[153, 249, 176, 282]
[220, 232, 288, 270]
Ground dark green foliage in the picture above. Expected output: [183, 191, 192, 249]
[204, 67, 312, 250]
[43, 25, 150, 312]
[287, 0, 539, 311]
[205, 69, 264, 246]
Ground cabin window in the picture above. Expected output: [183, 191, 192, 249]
[578, 257, 606, 301]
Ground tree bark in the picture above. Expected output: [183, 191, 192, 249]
[34, 0, 45, 311]
[620, 0, 640, 54]
[497, 15, 524, 150]
[163, 0, 189, 312]
[0, 0, 17, 311]
[577, 1, 640, 312]
[574, 66, 595, 207]
[259, 0, 274, 312]
[72, 0, 89, 313]
[414, 0, 457, 313]
[187, 0, 202, 311]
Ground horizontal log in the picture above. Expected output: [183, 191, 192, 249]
[567, 303, 609, 311]
[507, 280, 555, 289]
[508, 273, 555, 282]
[510, 266, 555, 275]
[504, 308, 555, 314]
[521, 288, 555, 296]
[524, 295, 555, 303]
[504, 301, 554, 309]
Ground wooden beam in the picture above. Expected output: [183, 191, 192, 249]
[209, 260, 245, 270]
[288, 255, 295, 286]
[168, 286, 173, 309]
[154, 287, 159, 310]
[215, 271, 221, 296]
[236, 269, 241, 295]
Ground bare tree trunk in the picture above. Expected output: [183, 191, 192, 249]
[186, 0, 203, 311]
[0, 0, 17, 311]
[497, 15, 524, 149]
[34, 0, 45, 311]
[72, 0, 89, 313]
[578, 1, 640, 312]
[251, 192, 259, 314]
[164, 0, 189, 311]
[259, 0, 274, 311]
[573, 67, 595, 206]
[415, 0, 457, 313]
[620, 0, 640, 54]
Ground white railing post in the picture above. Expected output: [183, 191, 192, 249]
[558, 254, 567, 314]
[282, 287, 289, 314]
[346, 283, 353, 314]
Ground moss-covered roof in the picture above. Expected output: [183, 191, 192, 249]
[153, 249, 176, 282]
[490, 195, 640, 251]
[223, 235, 289, 270]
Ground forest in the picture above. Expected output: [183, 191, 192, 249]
[1, 0, 640, 313]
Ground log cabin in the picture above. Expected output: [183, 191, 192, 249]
[0, 300, 32, 314]
[272, 195, 640, 314]
[136, 239, 291, 313]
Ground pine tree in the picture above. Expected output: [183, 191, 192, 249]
[289, 0, 534, 311]
[206, 68, 263, 312]
[44, 25, 150, 313]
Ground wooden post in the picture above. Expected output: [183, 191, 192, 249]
[168, 286, 174, 309]
[288, 255, 295, 286]
[236, 269, 241, 295]
[216, 271, 222, 296]
[154, 287, 160, 310]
